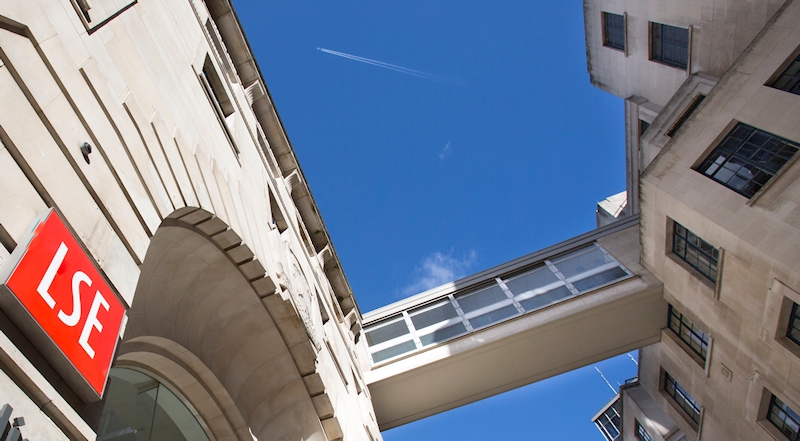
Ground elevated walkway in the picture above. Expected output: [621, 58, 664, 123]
[361, 216, 666, 430]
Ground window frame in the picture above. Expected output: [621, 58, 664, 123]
[667, 304, 710, 362]
[767, 394, 800, 441]
[198, 56, 239, 156]
[602, 12, 626, 52]
[769, 50, 800, 96]
[635, 420, 654, 441]
[696, 123, 800, 199]
[663, 371, 701, 425]
[671, 220, 720, 283]
[650, 22, 690, 69]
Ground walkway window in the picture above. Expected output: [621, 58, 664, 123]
[698, 123, 799, 198]
[672, 221, 719, 282]
[98, 368, 210, 441]
[768, 395, 800, 440]
[650, 22, 689, 69]
[668, 304, 709, 361]
[664, 372, 701, 424]
[364, 242, 631, 364]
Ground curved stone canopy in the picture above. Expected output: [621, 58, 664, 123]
[124, 214, 325, 441]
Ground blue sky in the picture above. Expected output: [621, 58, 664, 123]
[232, 1, 636, 439]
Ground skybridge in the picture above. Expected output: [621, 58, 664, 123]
[362, 216, 666, 430]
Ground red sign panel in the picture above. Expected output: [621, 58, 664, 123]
[3, 209, 125, 398]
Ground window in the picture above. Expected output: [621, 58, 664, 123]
[603, 12, 625, 51]
[698, 123, 799, 198]
[199, 56, 238, 154]
[787, 303, 800, 347]
[672, 221, 719, 282]
[771, 52, 800, 96]
[664, 372, 701, 424]
[594, 398, 621, 440]
[768, 395, 800, 440]
[667, 94, 705, 137]
[651, 22, 689, 69]
[636, 420, 654, 441]
[668, 304, 709, 361]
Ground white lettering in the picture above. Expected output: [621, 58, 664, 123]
[78, 292, 109, 359]
[58, 271, 89, 327]
[36, 242, 68, 309]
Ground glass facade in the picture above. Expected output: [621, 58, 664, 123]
[364, 243, 632, 364]
[672, 221, 719, 282]
[668, 304, 710, 361]
[97, 368, 210, 441]
[698, 123, 799, 198]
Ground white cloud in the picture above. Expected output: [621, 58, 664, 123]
[438, 141, 452, 161]
[401, 249, 477, 296]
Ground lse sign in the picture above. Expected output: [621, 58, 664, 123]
[1, 209, 125, 400]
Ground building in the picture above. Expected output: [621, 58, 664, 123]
[2, 0, 799, 440]
[0, 1, 379, 439]
[585, 0, 800, 440]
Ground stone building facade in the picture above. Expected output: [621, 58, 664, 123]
[0, 0, 379, 439]
[587, 0, 800, 440]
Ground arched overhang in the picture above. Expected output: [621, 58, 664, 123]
[122, 207, 330, 441]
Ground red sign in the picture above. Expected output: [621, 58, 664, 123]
[2, 209, 125, 398]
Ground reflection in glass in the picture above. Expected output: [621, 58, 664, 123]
[410, 302, 458, 330]
[456, 285, 509, 313]
[365, 317, 409, 346]
[504, 266, 559, 297]
[371, 340, 417, 363]
[519, 286, 573, 311]
[419, 323, 468, 346]
[97, 368, 209, 441]
[469, 305, 518, 329]
[572, 267, 628, 292]
[553, 248, 612, 279]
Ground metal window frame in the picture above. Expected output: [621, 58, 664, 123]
[650, 22, 689, 69]
[664, 372, 701, 424]
[635, 420, 654, 441]
[602, 11, 626, 52]
[787, 302, 800, 347]
[768, 395, 800, 441]
[697, 123, 800, 199]
[770, 52, 800, 96]
[672, 221, 719, 282]
[594, 398, 622, 440]
[668, 304, 709, 360]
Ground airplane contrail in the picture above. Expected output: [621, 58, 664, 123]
[317, 47, 463, 85]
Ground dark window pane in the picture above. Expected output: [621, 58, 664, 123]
[650, 22, 689, 69]
[668, 304, 709, 360]
[770, 53, 800, 95]
[603, 12, 625, 51]
[664, 372, 701, 423]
